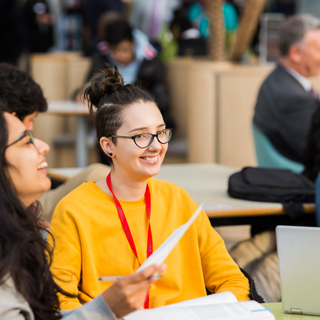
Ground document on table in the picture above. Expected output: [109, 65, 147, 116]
[125, 292, 275, 320]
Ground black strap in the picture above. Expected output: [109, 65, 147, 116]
[206, 267, 265, 303]
[240, 268, 265, 303]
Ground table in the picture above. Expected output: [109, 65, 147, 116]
[48, 101, 89, 167]
[263, 303, 320, 320]
[156, 163, 315, 226]
[48, 163, 315, 226]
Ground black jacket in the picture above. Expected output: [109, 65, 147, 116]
[253, 64, 318, 163]
[303, 100, 320, 181]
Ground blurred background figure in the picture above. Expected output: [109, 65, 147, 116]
[24, 0, 54, 53]
[129, 0, 181, 51]
[170, 0, 207, 56]
[82, 0, 125, 55]
[0, 0, 24, 65]
[170, 0, 239, 57]
[253, 14, 320, 165]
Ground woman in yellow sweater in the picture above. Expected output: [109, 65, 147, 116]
[49, 66, 251, 311]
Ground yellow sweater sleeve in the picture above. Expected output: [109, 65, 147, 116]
[195, 207, 250, 301]
[48, 202, 83, 310]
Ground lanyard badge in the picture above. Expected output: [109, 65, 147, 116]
[106, 173, 153, 308]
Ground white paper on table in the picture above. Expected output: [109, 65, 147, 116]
[137, 204, 203, 272]
[158, 291, 238, 310]
[125, 300, 275, 320]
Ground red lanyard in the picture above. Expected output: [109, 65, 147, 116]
[106, 173, 153, 308]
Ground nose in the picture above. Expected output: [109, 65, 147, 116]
[34, 138, 50, 155]
[148, 134, 162, 151]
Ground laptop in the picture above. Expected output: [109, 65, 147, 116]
[276, 225, 320, 315]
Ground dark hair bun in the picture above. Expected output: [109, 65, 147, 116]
[83, 64, 124, 109]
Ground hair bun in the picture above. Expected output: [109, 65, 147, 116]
[110, 83, 123, 91]
[83, 64, 124, 109]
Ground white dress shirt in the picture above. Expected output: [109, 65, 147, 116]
[284, 66, 312, 92]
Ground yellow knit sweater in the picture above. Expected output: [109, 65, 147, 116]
[49, 179, 250, 310]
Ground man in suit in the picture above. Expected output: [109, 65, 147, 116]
[253, 14, 320, 164]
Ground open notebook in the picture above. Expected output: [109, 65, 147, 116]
[125, 291, 275, 320]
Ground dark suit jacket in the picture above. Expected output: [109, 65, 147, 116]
[253, 64, 319, 163]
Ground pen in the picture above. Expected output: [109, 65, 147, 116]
[99, 274, 163, 282]
[251, 308, 272, 312]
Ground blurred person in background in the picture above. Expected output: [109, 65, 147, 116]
[87, 19, 175, 165]
[82, 0, 125, 55]
[253, 14, 320, 165]
[24, 0, 54, 53]
[129, 0, 181, 50]
[233, 15, 320, 304]
[170, 0, 207, 56]
[0, 0, 24, 65]
[170, 0, 239, 57]
[0, 63, 47, 131]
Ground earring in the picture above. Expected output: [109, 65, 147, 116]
[107, 152, 113, 157]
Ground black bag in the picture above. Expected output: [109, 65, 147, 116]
[228, 167, 315, 219]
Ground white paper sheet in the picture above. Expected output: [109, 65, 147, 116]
[125, 301, 275, 320]
[158, 292, 238, 310]
[137, 204, 203, 272]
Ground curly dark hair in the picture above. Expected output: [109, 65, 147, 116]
[105, 20, 133, 45]
[0, 101, 68, 320]
[0, 63, 47, 121]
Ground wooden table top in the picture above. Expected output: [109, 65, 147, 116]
[155, 163, 314, 218]
[48, 101, 89, 116]
[48, 163, 315, 219]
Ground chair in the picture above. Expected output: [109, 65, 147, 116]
[252, 122, 304, 174]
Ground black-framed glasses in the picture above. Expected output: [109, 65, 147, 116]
[112, 128, 172, 148]
[5, 130, 38, 151]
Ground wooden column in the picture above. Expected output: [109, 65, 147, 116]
[229, 0, 266, 61]
[206, 0, 225, 61]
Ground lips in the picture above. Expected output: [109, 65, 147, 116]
[37, 161, 48, 170]
[140, 155, 159, 164]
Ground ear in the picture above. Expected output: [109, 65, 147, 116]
[100, 137, 115, 157]
[289, 44, 302, 64]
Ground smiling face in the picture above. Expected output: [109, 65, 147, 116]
[102, 101, 168, 182]
[4, 112, 51, 207]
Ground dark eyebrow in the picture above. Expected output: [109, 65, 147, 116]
[128, 124, 166, 133]
[129, 127, 148, 133]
